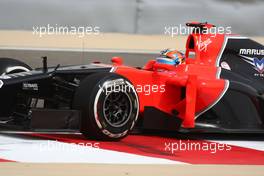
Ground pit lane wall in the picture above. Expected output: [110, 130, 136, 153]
[0, 31, 264, 68]
[0, 0, 264, 36]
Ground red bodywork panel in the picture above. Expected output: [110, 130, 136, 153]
[108, 28, 230, 129]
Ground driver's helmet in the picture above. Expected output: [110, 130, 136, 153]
[156, 49, 185, 66]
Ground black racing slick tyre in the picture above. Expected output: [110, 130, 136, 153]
[0, 58, 32, 117]
[0, 58, 31, 75]
[73, 73, 139, 141]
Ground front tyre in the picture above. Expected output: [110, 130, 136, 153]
[73, 73, 139, 141]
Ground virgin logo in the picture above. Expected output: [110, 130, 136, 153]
[196, 36, 212, 52]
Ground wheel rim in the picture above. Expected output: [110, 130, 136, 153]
[103, 91, 132, 127]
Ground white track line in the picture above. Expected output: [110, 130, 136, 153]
[210, 140, 264, 151]
[0, 135, 185, 164]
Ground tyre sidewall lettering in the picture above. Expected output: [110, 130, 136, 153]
[93, 78, 139, 138]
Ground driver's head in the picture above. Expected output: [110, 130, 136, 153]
[156, 49, 185, 66]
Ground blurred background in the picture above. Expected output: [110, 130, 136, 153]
[0, 0, 263, 35]
[0, 0, 263, 67]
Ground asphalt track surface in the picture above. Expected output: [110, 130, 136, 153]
[0, 33, 264, 176]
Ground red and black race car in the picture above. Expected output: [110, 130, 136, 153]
[0, 22, 264, 140]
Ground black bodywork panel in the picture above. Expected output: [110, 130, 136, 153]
[194, 38, 264, 132]
[142, 106, 182, 131]
[0, 64, 112, 132]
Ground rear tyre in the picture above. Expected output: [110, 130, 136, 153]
[0, 58, 31, 75]
[0, 58, 32, 117]
[73, 73, 139, 141]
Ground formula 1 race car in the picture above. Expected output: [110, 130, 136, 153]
[0, 22, 264, 140]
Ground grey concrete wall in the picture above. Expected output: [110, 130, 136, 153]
[0, 0, 137, 33]
[0, 0, 263, 35]
[137, 0, 264, 36]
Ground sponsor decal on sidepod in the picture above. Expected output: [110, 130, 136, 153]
[240, 55, 264, 74]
